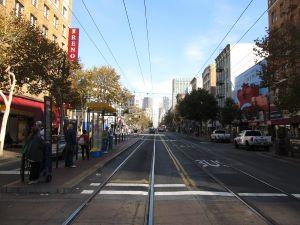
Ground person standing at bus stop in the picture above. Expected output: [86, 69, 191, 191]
[78, 130, 90, 160]
[65, 124, 76, 168]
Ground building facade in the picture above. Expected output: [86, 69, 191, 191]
[172, 78, 191, 109]
[268, 0, 300, 29]
[190, 76, 202, 92]
[202, 63, 216, 96]
[0, 0, 73, 145]
[162, 96, 170, 112]
[0, 0, 72, 50]
[215, 43, 259, 107]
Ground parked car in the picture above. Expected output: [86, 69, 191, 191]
[210, 130, 231, 143]
[158, 127, 166, 132]
[51, 135, 66, 157]
[289, 138, 300, 157]
[234, 130, 272, 151]
[149, 128, 156, 134]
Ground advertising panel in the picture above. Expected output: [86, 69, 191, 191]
[68, 28, 79, 62]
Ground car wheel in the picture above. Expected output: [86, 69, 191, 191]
[246, 141, 252, 151]
[234, 141, 239, 149]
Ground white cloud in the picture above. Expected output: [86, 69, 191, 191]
[184, 44, 204, 62]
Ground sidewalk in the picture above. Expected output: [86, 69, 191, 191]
[0, 137, 139, 194]
[0, 149, 21, 166]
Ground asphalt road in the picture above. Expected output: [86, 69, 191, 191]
[1, 133, 300, 225]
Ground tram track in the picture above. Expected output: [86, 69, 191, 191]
[62, 135, 157, 225]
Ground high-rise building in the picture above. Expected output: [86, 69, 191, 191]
[162, 96, 170, 112]
[190, 76, 202, 92]
[172, 78, 191, 109]
[202, 63, 216, 96]
[0, 0, 73, 51]
[268, 0, 300, 30]
[142, 97, 153, 110]
[215, 43, 259, 108]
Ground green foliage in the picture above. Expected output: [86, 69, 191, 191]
[124, 106, 151, 129]
[255, 22, 300, 113]
[220, 98, 240, 126]
[177, 89, 218, 123]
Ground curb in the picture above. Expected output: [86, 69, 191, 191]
[0, 138, 140, 194]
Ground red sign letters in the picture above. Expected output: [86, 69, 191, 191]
[68, 28, 79, 62]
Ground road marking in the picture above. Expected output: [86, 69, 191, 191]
[99, 190, 148, 196]
[81, 190, 94, 194]
[0, 171, 27, 175]
[90, 183, 101, 186]
[196, 160, 221, 168]
[154, 184, 186, 188]
[155, 191, 234, 196]
[106, 183, 149, 187]
[293, 194, 300, 198]
[239, 193, 287, 197]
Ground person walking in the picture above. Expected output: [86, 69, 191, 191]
[78, 130, 90, 160]
[65, 123, 77, 168]
[26, 126, 46, 184]
[101, 126, 109, 153]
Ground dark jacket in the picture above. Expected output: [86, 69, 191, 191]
[65, 128, 77, 145]
[26, 134, 45, 163]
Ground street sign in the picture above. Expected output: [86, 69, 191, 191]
[68, 28, 79, 62]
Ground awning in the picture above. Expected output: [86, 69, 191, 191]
[0, 95, 44, 120]
[87, 102, 116, 113]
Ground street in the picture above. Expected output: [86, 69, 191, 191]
[1, 133, 300, 225]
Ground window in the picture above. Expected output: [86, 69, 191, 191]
[62, 24, 66, 37]
[31, 0, 38, 7]
[15, 1, 24, 17]
[53, 15, 59, 28]
[30, 14, 37, 27]
[52, 35, 57, 43]
[62, 6, 68, 18]
[0, 0, 6, 6]
[54, 0, 59, 8]
[42, 25, 48, 37]
[61, 42, 65, 50]
[43, 4, 49, 19]
[271, 11, 278, 24]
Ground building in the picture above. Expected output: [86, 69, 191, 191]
[0, 0, 73, 145]
[172, 78, 191, 109]
[142, 97, 153, 110]
[190, 76, 202, 91]
[215, 43, 259, 108]
[268, 0, 300, 29]
[158, 103, 165, 124]
[202, 63, 216, 96]
[162, 96, 170, 112]
[0, 0, 72, 51]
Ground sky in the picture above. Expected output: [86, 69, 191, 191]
[71, 0, 269, 125]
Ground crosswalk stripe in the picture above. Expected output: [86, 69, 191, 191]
[239, 193, 287, 197]
[106, 183, 149, 187]
[154, 184, 186, 188]
[99, 190, 148, 196]
[155, 191, 234, 196]
[81, 190, 94, 194]
[90, 183, 101, 186]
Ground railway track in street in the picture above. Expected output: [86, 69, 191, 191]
[164, 134, 300, 225]
[62, 135, 157, 225]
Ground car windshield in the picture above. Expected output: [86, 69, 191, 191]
[215, 130, 226, 134]
[245, 131, 262, 136]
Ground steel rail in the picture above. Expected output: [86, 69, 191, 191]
[165, 135, 279, 225]
[144, 134, 156, 225]
[62, 138, 146, 225]
[181, 137, 300, 202]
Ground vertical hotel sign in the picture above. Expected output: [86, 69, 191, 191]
[68, 28, 79, 62]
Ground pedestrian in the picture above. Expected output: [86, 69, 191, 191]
[26, 126, 46, 184]
[78, 130, 90, 160]
[101, 126, 109, 153]
[65, 123, 77, 168]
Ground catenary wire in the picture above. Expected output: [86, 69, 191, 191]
[81, 0, 134, 91]
[121, 0, 148, 91]
[196, 0, 255, 75]
[143, 0, 153, 94]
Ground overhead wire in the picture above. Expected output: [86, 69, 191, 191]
[196, 0, 255, 75]
[121, 0, 148, 91]
[81, 0, 134, 91]
[143, 0, 153, 93]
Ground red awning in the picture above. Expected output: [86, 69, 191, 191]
[0, 95, 44, 120]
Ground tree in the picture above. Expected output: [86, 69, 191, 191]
[220, 98, 240, 128]
[255, 22, 300, 114]
[124, 106, 151, 130]
[177, 89, 218, 129]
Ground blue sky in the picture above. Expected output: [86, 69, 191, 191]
[72, 0, 268, 100]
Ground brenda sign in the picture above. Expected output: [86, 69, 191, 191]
[68, 28, 79, 62]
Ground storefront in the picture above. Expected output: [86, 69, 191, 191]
[0, 95, 44, 146]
